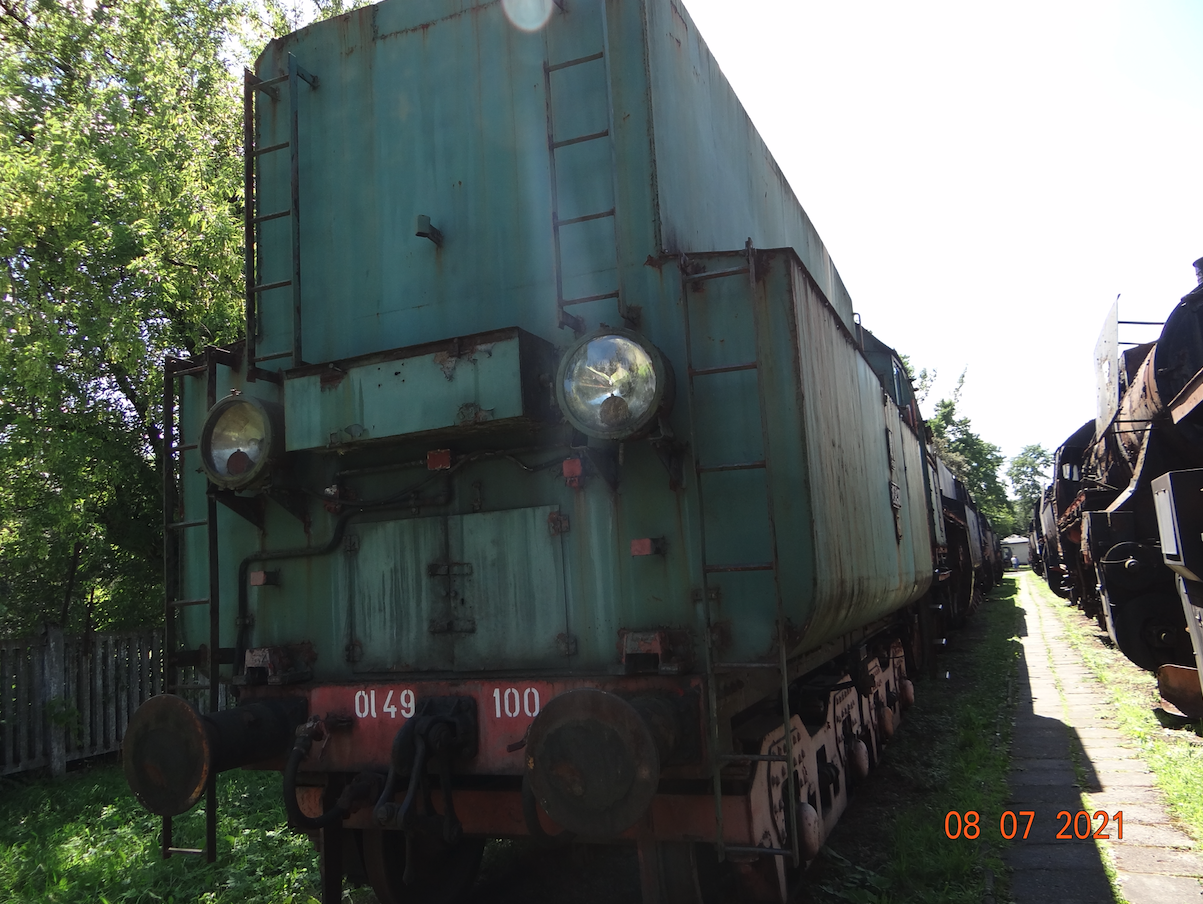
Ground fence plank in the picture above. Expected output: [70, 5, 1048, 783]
[1, 647, 10, 772]
[1, 646, 8, 771]
[64, 638, 76, 762]
[0, 630, 162, 776]
[105, 637, 115, 751]
[16, 646, 28, 770]
[46, 627, 65, 776]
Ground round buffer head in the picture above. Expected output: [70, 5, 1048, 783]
[524, 688, 660, 838]
[123, 694, 212, 817]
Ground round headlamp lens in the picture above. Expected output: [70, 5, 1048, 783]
[200, 396, 279, 489]
[209, 403, 266, 478]
[559, 333, 663, 438]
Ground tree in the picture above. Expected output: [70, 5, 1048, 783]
[1007, 444, 1052, 514]
[0, 0, 249, 635]
[926, 372, 1017, 537]
[0, 0, 378, 637]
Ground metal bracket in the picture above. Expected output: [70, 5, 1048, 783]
[212, 489, 266, 531]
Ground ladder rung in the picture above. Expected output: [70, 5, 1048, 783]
[719, 753, 788, 763]
[254, 350, 293, 362]
[697, 461, 766, 474]
[257, 73, 288, 88]
[561, 290, 619, 307]
[177, 443, 198, 452]
[253, 209, 291, 223]
[167, 520, 207, 531]
[555, 208, 614, 227]
[547, 51, 605, 73]
[168, 598, 210, 608]
[704, 563, 773, 574]
[689, 362, 758, 377]
[166, 684, 211, 691]
[252, 279, 292, 293]
[254, 141, 289, 156]
[172, 364, 208, 378]
[552, 128, 609, 150]
[723, 845, 792, 857]
[166, 847, 206, 856]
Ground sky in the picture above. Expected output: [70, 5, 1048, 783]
[679, 0, 1203, 467]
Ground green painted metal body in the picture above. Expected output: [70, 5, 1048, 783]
[175, 0, 934, 686]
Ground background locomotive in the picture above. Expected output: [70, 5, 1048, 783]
[1037, 259, 1203, 710]
[122, 2, 998, 901]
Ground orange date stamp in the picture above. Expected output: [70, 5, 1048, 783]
[944, 810, 1124, 840]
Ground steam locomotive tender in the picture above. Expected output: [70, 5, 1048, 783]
[122, 2, 996, 902]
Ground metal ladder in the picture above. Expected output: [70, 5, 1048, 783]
[160, 350, 240, 861]
[542, 2, 631, 334]
[680, 244, 799, 866]
[243, 54, 318, 373]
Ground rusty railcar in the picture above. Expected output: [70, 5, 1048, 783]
[1042, 261, 1203, 681]
[123, 2, 994, 901]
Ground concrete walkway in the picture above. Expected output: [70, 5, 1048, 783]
[1007, 575, 1203, 903]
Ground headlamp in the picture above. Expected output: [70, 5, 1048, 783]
[199, 395, 282, 490]
[555, 329, 673, 440]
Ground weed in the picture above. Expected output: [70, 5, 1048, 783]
[800, 576, 1023, 904]
[0, 761, 322, 903]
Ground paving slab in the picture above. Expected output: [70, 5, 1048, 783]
[1009, 867, 1115, 902]
[1006, 577, 1203, 904]
[1111, 844, 1203, 876]
[1115, 872, 1203, 902]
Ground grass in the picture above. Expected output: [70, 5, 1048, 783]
[799, 575, 1024, 904]
[1031, 573, 1203, 846]
[0, 577, 1045, 904]
[0, 760, 325, 904]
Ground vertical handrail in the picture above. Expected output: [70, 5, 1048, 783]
[679, 261, 727, 859]
[243, 71, 257, 371]
[288, 53, 304, 365]
[161, 358, 177, 860]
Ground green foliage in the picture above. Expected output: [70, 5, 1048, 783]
[257, 0, 374, 35]
[0, 764, 324, 903]
[0, 0, 375, 636]
[0, 0, 252, 635]
[927, 372, 1016, 536]
[1006, 444, 1051, 523]
[897, 354, 936, 406]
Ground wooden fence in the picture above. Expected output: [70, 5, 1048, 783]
[0, 627, 165, 777]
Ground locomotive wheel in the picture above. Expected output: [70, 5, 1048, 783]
[360, 829, 484, 904]
[1111, 594, 1190, 672]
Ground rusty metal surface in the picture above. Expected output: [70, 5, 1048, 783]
[123, 694, 210, 816]
[776, 252, 933, 649]
[1156, 664, 1203, 718]
[525, 688, 660, 838]
[273, 675, 704, 778]
[294, 785, 757, 845]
